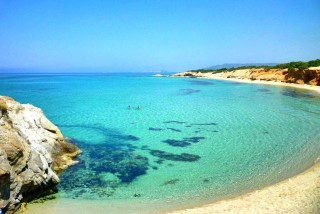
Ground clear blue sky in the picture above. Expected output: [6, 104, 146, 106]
[0, 0, 319, 72]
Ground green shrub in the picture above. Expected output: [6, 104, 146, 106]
[0, 100, 8, 114]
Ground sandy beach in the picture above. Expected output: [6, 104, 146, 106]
[170, 162, 320, 213]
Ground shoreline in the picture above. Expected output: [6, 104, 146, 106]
[170, 161, 320, 213]
[170, 73, 320, 93]
[168, 73, 320, 213]
[24, 161, 320, 214]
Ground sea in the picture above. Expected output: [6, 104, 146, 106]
[0, 72, 319, 213]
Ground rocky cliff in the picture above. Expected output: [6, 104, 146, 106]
[0, 96, 80, 213]
[173, 67, 320, 86]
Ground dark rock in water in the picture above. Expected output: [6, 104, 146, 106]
[189, 80, 214, 85]
[149, 127, 163, 131]
[178, 89, 201, 95]
[119, 135, 140, 141]
[162, 139, 191, 147]
[141, 145, 149, 150]
[89, 148, 149, 183]
[163, 121, 186, 124]
[162, 137, 205, 147]
[184, 137, 205, 143]
[167, 127, 182, 132]
[203, 179, 210, 183]
[155, 159, 165, 164]
[150, 150, 201, 162]
[191, 122, 217, 126]
[58, 132, 150, 199]
[256, 89, 270, 92]
[282, 90, 315, 98]
[162, 179, 180, 186]
[152, 166, 159, 170]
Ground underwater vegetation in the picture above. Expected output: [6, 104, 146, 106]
[149, 150, 201, 162]
[149, 127, 164, 131]
[57, 123, 203, 199]
[256, 89, 271, 92]
[162, 179, 180, 186]
[167, 127, 182, 132]
[191, 122, 217, 126]
[163, 121, 186, 124]
[177, 89, 201, 95]
[189, 80, 214, 85]
[282, 90, 315, 98]
[162, 137, 205, 147]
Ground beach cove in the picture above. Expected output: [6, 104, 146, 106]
[0, 73, 319, 213]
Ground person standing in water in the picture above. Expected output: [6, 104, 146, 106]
[128, 105, 130, 109]
[137, 105, 140, 110]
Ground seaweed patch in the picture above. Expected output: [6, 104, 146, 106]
[191, 122, 217, 126]
[149, 127, 163, 131]
[162, 137, 205, 147]
[256, 89, 270, 92]
[177, 89, 201, 95]
[189, 80, 214, 85]
[163, 120, 186, 124]
[167, 127, 182, 132]
[162, 179, 180, 186]
[162, 139, 191, 147]
[282, 90, 315, 98]
[149, 150, 201, 162]
[56, 125, 150, 199]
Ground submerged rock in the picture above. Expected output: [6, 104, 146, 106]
[0, 96, 80, 213]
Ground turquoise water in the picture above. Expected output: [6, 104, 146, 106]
[1, 73, 320, 212]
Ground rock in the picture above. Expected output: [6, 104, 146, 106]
[296, 79, 304, 84]
[0, 96, 80, 213]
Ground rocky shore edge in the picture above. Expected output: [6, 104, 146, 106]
[0, 96, 80, 213]
[172, 66, 320, 90]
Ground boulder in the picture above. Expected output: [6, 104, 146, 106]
[0, 96, 80, 213]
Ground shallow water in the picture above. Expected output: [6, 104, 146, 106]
[1, 73, 320, 213]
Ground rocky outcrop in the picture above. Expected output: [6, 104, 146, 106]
[172, 67, 320, 86]
[0, 96, 80, 213]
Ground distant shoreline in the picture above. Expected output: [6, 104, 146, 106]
[171, 69, 320, 93]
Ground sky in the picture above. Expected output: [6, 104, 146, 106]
[0, 0, 319, 72]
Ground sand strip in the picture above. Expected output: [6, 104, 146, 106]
[171, 72, 320, 93]
[170, 162, 320, 214]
